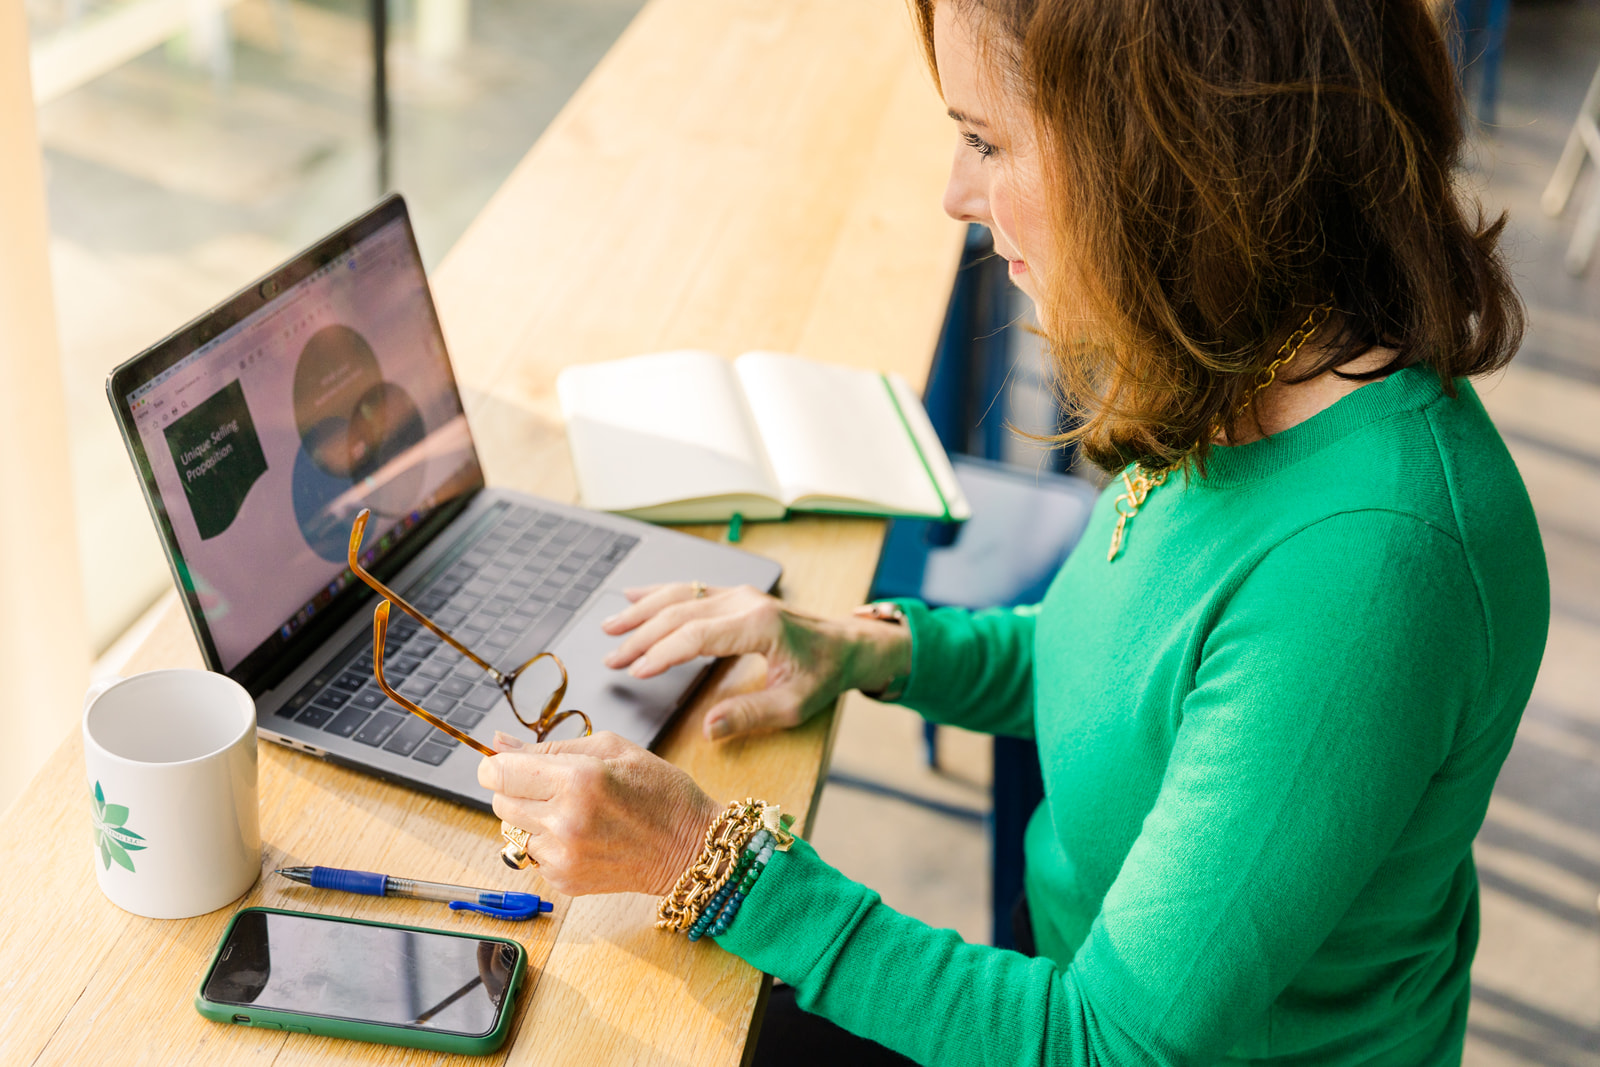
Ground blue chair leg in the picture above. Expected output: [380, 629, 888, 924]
[990, 735, 1046, 949]
[1478, 0, 1510, 126]
[1450, 0, 1511, 126]
[922, 720, 940, 770]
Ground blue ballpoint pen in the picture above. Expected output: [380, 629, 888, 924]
[276, 865, 554, 921]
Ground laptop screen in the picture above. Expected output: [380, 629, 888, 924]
[117, 203, 483, 677]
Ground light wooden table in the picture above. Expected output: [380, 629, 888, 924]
[0, 1, 964, 1063]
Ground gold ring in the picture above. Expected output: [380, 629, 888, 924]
[691, 581, 707, 599]
[500, 822, 538, 870]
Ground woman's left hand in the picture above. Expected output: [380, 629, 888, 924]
[477, 730, 719, 897]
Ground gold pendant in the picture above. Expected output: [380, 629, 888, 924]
[1107, 468, 1168, 562]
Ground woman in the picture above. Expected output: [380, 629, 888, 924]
[477, 0, 1549, 1062]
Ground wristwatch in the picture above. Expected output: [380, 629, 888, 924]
[852, 602, 909, 701]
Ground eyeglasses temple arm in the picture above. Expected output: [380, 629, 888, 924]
[373, 601, 496, 758]
[348, 508, 501, 681]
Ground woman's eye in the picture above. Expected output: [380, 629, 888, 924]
[963, 131, 996, 159]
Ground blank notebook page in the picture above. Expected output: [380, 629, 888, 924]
[558, 350, 778, 513]
[735, 352, 946, 515]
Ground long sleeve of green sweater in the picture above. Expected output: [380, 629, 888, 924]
[720, 510, 1512, 1065]
[887, 601, 1037, 738]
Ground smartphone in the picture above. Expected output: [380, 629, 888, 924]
[195, 907, 528, 1054]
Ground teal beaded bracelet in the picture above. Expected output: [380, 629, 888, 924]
[688, 830, 772, 941]
[703, 832, 776, 939]
[686, 832, 767, 940]
[685, 846, 755, 940]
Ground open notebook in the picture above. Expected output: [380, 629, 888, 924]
[556, 350, 970, 525]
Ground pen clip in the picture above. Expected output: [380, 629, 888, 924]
[448, 892, 552, 921]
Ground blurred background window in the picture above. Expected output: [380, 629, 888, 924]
[26, 0, 647, 654]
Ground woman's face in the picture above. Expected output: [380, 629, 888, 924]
[934, 4, 1054, 308]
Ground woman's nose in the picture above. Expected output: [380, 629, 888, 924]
[942, 144, 989, 225]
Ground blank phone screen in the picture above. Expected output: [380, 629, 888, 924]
[203, 910, 519, 1036]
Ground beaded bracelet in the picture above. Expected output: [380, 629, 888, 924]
[701, 830, 776, 939]
[658, 799, 795, 935]
[688, 829, 773, 941]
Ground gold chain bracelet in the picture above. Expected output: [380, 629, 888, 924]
[657, 798, 794, 932]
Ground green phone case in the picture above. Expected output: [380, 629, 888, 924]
[194, 906, 528, 1055]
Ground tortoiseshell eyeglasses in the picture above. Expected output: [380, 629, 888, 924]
[346, 509, 592, 868]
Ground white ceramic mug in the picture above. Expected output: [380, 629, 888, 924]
[82, 669, 261, 919]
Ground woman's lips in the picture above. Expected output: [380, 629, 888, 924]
[1008, 258, 1028, 276]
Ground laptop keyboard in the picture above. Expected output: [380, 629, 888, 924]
[273, 503, 637, 768]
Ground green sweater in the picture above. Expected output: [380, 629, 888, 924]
[717, 366, 1549, 1065]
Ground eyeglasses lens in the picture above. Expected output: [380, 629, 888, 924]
[509, 656, 589, 742]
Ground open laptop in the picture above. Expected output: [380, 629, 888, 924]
[106, 195, 781, 812]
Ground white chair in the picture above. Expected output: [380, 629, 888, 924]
[1541, 59, 1600, 276]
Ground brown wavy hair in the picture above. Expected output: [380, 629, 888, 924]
[912, 0, 1523, 473]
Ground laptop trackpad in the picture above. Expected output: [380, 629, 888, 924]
[553, 592, 711, 743]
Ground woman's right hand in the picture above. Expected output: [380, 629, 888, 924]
[601, 583, 909, 741]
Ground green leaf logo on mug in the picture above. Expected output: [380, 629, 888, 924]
[91, 781, 148, 873]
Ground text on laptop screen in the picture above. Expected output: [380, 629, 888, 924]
[126, 218, 480, 671]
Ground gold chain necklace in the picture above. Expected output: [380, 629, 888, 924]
[1107, 303, 1333, 563]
